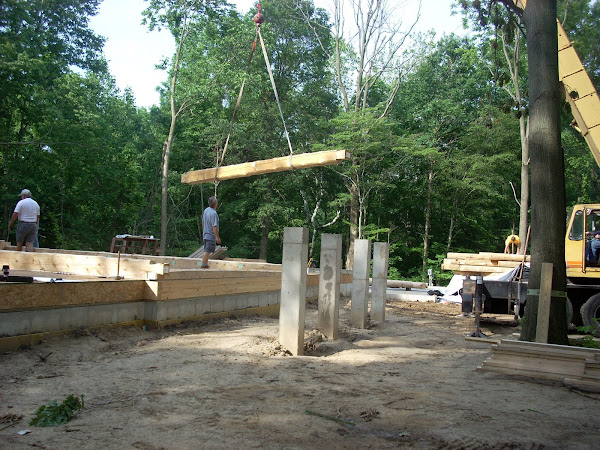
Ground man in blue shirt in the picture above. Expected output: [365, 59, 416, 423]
[201, 196, 221, 269]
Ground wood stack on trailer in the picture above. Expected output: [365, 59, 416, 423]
[442, 252, 530, 276]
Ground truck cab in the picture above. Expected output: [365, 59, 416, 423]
[565, 204, 600, 281]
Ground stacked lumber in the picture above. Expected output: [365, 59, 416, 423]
[442, 252, 530, 276]
[478, 339, 600, 389]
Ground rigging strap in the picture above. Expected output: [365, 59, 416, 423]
[257, 27, 295, 164]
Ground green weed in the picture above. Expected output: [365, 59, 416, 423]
[30, 394, 84, 427]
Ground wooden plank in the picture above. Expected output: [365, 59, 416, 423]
[441, 263, 509, 273]
[0, 249, 168, 279]
[477, 252, 531, 262]
[0, 280, 147, 311]
[2, 247, 283, 272]
[481, 356, 585, 378]
[158, 276, 283, 300]
[181, 150, 350, 185]
[497, 339, 600, 357]
[536, 263, 553, 343]
[464, 336, 501, 344]
[477, 364, 572, 382]
[158, 269, 281, 281]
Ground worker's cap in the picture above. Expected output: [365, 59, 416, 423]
[595, 232, 600, 238]
[20, 189, 31, 197]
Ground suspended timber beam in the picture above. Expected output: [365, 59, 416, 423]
[181, 149, 350, 185]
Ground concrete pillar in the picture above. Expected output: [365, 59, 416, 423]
[318, 233, 342, 340]
[371, 242, 389, 322]
[279, 227, 309, 356]
[350, 239, 371, 328]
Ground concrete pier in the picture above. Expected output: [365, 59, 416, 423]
[279, 227, 309, 355]
[317, 234, 342, 339]
[371, 242, 390, 322]
[350, 239, 371, 328]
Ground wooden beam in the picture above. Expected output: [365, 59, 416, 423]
[181, 149, 350, 185]
[0, 250, 168, 280]
[0, 280, 147, 311]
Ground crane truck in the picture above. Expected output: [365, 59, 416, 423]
[462, 5, 600, 335]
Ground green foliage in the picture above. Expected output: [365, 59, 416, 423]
[1, 0, 598, 284]
[30, 394, 84, 427]
[571, 324, 600, 349]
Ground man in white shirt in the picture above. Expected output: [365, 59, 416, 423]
[8, 189, 40, 251]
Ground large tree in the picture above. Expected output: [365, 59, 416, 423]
[518, 0, 568, 343]
[0, 0, 105, 236]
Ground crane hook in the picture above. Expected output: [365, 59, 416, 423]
[253, 3, 265, 26]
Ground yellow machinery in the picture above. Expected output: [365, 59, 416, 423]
[556, 14, 600, 330]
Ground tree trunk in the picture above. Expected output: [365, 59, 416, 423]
[422, 162, 434, 276]
[447, 197, 458, 253]
[159, 33, 184, 256]
[518, 115, 530, 253]
[345, 183, 359, 269]
[520, 0, 568, 344]
[259, 215, 270, 261]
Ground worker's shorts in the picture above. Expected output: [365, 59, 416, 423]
[17, 222, 37, 244]
[204, 239, 216, 253]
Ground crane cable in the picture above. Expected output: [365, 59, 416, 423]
[216, 3, 295, 180]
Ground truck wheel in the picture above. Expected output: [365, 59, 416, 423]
[580, 293, 600, 336]
[566, 298, 573, 326]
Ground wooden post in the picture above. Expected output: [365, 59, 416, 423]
[536, 262, 553, 343]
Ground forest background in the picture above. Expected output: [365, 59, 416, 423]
[1, 0, 599, 282]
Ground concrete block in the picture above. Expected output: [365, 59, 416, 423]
[195, 298, 211, 316]
[180, 299, 196, 319]
[61, 307, 88, 329]
[154, 303, 168, 322]
[247, 293, 260, 308]
[318, 233, 342, 340]
[87, 304, 117, 327]
[115, 302, 143, 323]
[223, 296, 238, 312]
[144, 302, 158, 321]
[279, 227, 308, 356]
[31, 308, 61, 333]
[236, 295, 248, 310]
[0, 311, 32, 336]
[211, 296, 225, 313]
[166, 300, 180, 320]
[351, 239, 371, 329]
[371, 242, 390, 322]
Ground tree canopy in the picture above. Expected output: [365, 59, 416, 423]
[1, 0, 598, 292]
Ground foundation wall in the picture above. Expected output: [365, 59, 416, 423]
[0, 275, 353, 351]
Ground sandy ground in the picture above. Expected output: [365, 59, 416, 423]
[1, 298, 599, 449]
